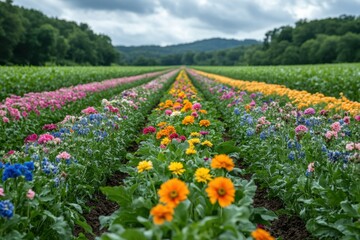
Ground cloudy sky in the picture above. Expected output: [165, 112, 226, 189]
[13, 0, 360, 46]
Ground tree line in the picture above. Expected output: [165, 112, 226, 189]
[0, 0, 119, 65]
[127, 15, 360, 66]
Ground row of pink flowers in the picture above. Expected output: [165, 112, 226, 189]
[0, 71, 164, 123]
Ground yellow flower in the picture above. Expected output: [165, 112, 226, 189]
[168, 162, 185, 175]
[182, 116, 195, 125]
[186, 148, 197, 155]
[188, 138, 200, 145]
[194, 168, 212, 183]
[157, 122, 167, 128]
[201, 140, 213, 147]
[199, 120, 210, 127]
[190, 132, 201, 137]
[137, 160, 153, 173]
[161, 137, 171, 146]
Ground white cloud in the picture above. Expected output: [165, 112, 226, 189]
[12, 0, 360, 46]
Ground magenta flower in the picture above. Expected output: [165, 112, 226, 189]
[354, 115, 360, 121]
[38, 134, 54, 144]
[304, 108, 316, 115]
[165, 110, 172, 116]
[192, 103, 202, 111]
[295, 125, 308, 134]
[142, 126, 156, 134]
[199, 131, 209, 136]
[42, 124, 57, 131]
[2, 117, 9, 123]
[343, 116, 350, 124]
[191, 112, 199, 118]
[81, 107, 98, 115]
[24, 134, 38, 143]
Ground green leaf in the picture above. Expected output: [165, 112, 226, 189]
[121, 229, 147, 240]
[100, 186, 132, 206]
[214, 141, 241, 154]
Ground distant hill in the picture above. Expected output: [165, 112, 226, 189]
[116, 38, 261, 60]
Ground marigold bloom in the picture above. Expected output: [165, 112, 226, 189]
[251, 228, 275, 240]
[150, 204, 174, 225]
[206, 177, 235, 207]
[182, 116, 195, 125]
[186, 147, 197, 155]
[168, 162, 186, 175]
[201, 140, 213, 147]
[137, 160, 153, 173]
[194, 168, 212, 183]
[158, 178, 189, 207]
[161, 137, 171, 146]
[211, 154, 234, 171]
[157, 122, 167, 128]
[199, 120, 210, 127]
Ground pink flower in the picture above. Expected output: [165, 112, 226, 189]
[304, 108, 316, 115]
[250, 100, 256, 107]
[81, 107, 98, 115]
[191, 112, 199, 118]
[343, 116, 350, 124]
[24, 134, 38, 143]
[165, 110, 172, 116]
[0, 188, 5, 196]
[200, 131, 209, 136]
[7, 150, 15, 155]
[325, 131, 338, 140]
[53, 138, 62, 144]
[26, 189, 35, 200]
[107, 105, 119, 113]
[258, 116, 270, 125]
[355, 143, 360, 151]
[2, 117, 9, 123]
[160, 144, 166, 149]
[320, 110, 328, 116]
[307, 162, 315, 172]
[56, 151, 71, 160]
[295, 125, 308, 134]
[331, 122, 342, 132]
[192, 103, 202, 111]
[346, 142, 354, 151]
[38, 134, 54, 144]
[22, 111, 28, 118]
[42, 124, 57, 131]
[354, 115, 360, 121]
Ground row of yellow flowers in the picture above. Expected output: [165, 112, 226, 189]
[135, 70, 274, 239]
[194, 69, 360, 116]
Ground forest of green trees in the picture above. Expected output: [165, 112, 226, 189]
[0, 0, 119, 65]
[1, 0, 359, 66]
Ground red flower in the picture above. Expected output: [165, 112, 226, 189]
[24, 134, 38, 143]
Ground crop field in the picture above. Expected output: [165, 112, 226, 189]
[0, 66, 359, 240]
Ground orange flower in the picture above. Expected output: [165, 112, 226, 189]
[199, 120, 210, 127]
[206, 177, 235, 207]
[150, 204, 174, 225]
[158, 178, 189, 207]
[211, 154, 234, 171]
[251, 228, 275, 240]
[199, 109, 207, 114]
[182, 116, 195, 125]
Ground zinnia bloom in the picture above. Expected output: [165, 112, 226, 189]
[150, 204, 174, 225]
[186, 148, 197, 155]
[158, 178, 189, 207]
[168, 162, 185, 175]
[190, 132, 201, 137]
[194, 168, 212, 183]
[81, 107, 98, 115]
[295, 125, 308, 134]
[211, 154, 234, 171]
[182, 116, 195, 125]
[56, 151, 71, 160]
[26, 189, 35, 200]
[201, 140, 213, 147]
[199, 120, 210, 127]
[161, 137, 171, 146]
[206, 177, 235, 207]
[251, 228, 275, 240]
[137, 160, 153, 173]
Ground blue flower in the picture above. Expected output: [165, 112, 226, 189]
[246, 128, 255, 137]
[260, 131, 267, 140]
[0, 200, 14, 218]
[288, 151, 295, 160]
[24, 162, 35, 171]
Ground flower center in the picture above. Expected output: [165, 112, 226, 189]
[170, 190, 178, 198]
[217, 188, 226, 196]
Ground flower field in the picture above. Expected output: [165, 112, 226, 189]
[0, 67, 359, 240]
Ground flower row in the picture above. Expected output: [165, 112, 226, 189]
[0, 70, 165, 123]
[0, 70, 177, 239]
[188, 69, 360, 240]
[100, 70, 275, 240]
[193, 69, 360, 116]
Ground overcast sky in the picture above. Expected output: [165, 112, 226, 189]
[13, 0, 360, 46]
